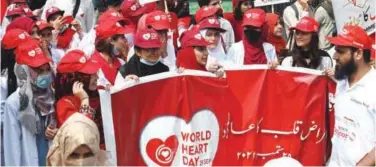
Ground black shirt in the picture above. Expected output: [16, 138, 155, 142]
[119, 55, 169, 78]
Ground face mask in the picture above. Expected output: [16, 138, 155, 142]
[35, 73, 52, 89]
[140, 57, 161, 66]
[244, 28, 262, 44]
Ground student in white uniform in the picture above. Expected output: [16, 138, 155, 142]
[326, 25, 375, 166]
[227, 8, 278, 66]
[281, 17, 333, 71]
[3, 40, 57, 166]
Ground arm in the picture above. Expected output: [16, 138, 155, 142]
[84, 1, 96, 32]
[3, 98, 21, 166]
[314, 7, 329, 49]
[356, 147, 375, 166]
[283, 7, 299, 30]
[56, 98, 80, 127]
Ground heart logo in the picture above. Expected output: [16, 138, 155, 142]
[194, 33, 202, 40]
[203, 7, 209, 11]
[208, 18, 216, 24]
[18, 34, 26, 39]
[28, 50, 36, 57]
[246, 13, 252, 18]
[154, 15, 161, 21]
[131, 5, 137, 11]
[111, 12, 117, 17]
[48, 8, 55, 13]
[143, 33, 151, 40]
[36, 21, 41, 25]
[79, 57, 86, 63]
[140, 110, 219, 166]
[146, 135, 179, 166]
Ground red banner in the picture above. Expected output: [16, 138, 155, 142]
[104, 68, 333, 166]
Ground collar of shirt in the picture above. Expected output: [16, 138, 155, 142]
[339, 67, 375, 92]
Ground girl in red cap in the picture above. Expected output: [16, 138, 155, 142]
[177, 28, 224, 77]
[117, 28, 169, 81]
[227, 8, 279, 66]
[54, 49, 106, 148]
[3, 39, 57, 166]
[281, 17, 333, 70]
[6, 16, 39, 39]
[266, 13, 287, 59]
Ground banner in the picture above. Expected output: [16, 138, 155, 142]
[332, 0, 376, 34]
[253, 0, 290, 7]
[100, 67, 332, 166]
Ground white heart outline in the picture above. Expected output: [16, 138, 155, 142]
[140, 109, 220, 166]
[143, 33, 151, 40]
[28, 50, 36, 57]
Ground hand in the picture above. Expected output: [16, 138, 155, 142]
[32, 9, 42, 16]
[268, 61, 279, 69]
[324, 68, 335, 78]
[71, 19, 82, 32]
[72, 81, 88, 101]
[51, 16, 66, 30]
[105, 84, 112, 92]
[214, 69, 225, 78]
[125, 74, 139, 82]
[207, 62, 223, 73]
[45, 125, 58, 140]
[39, 39, 49, 52]
[177, 67, 185, 74]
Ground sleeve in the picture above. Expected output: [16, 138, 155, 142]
[56, 98, 78, 127]
[114, 72, 125, 87]
[315, 7, 328, 49]
[78, 29, 95, 57]
[281, 56, 293, 67]
[84, 1, 96, 33]
[69, 33, 81, 49]
[97, 69, 111, 87]
[3, 99, 21, 166]
[221, 19, 235, 52]
[227, 44, 236, 64]
[283, 7, 299, 34]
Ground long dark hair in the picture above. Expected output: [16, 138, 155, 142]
[233, 0, 253, 20]
[54, 72, 98, 102]
[1, 48, 18, 97]
[289, 32, 322, 69]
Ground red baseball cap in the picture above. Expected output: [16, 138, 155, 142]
[15, 39, 50, 67]
[290, 16, 319, 33]
[242, 8, 266, 28]
[180, 29, 210, 48]
[6, 6, 24, 17]
[328, 25, 372, 50]
[145, 10, 170, 31]
[21, 6, 34, 18]
[95, 19, 132, 42]
[134, 28, 162, 48]
[120, 0, 157, 17]
[195, 6, 222, 23]
[98, 9, 124, 24]
[10, 0, 26, 3]
[2, 29, 31, 49]
[46, 7, 64, 22]
[35, 20, 54, 31]
[57, 50, 100, 74]
[198, 17, 226, 32]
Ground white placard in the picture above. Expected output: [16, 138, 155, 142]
[254, 0, 290, 7]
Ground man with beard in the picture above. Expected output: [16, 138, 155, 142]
[226, 8, 278, 66]
[326, 25, 375, 166]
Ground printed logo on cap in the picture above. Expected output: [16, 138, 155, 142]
[131, 5, 137, 11]
[79, 56, 87, 64]
[28, 50, 36, 57]
[36, 21, 41, 25]
[111, 12, 117, 17]
[353, 41, 364, 48]
[116, 22, 122, 27]
[143, 33, 151, 40]
[246, 13, 252, 18]
[314, 25, 318, 31]
[48, 8, 56, 13]
[23, 8, 30, 12]
[208, 18, 216, 24]
[194, 33, 202, 40]
[154, 15, 161, 21]
[204, 7, 209, 11]
[340, 28, 350, 36]
[18, 33, 26, 39]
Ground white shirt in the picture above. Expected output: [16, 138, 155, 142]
[219, 17, 235, 52]
[283, 1, 313, 36]
[41, 0, 95, 33]
[281, 56, 333, 71]
[226, 41, 278, 66]
[327, 69, 376, 166]
[78, 27, 96, 57]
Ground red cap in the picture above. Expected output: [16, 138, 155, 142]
[21, 6, 34, 18]
[328, 25, 372, 50]
[242, 8, 266, 27]
[95, 19, 132, 42]
[35, 20, 54, 31]
[10, 0, 26, 3]
[195, 6, 222, 23]
[2, 29, 31, 49]
[198, 17, 226, 32]
[57, 50, 100, 74]
[6, 5, 24, 17]
[98, 9, 124, 24]
[180, 29, 210, 48]
[145, 10, 170, 30]
[15, 39, 50, 67]
[46, 7, 64, 21]
[121, 0, 157, 17]
[290, 16, 319, 33]
[134, 28, 162, 48]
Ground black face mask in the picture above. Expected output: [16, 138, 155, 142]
[244, 28, 262, 44]
[334, 55, 357, 80]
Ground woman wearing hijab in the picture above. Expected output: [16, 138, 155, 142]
[281, 17, 333, 70]
[3, 39, 57, 166]
[54, 49, 106, 148]
[227, 8, 278, 66]
[117, 28, 169, 82]
[92, 19, 129, 88]
[177, 28, 224, 77]
[47, 113, 111, 166]
[266, 13, 287, 58]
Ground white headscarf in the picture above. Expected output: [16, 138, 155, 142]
[200, 29, 228, 69]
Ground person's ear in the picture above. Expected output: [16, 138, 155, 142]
[354, 49, 364, 61]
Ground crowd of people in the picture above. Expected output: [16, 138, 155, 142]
[0, 0, 375, 166]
